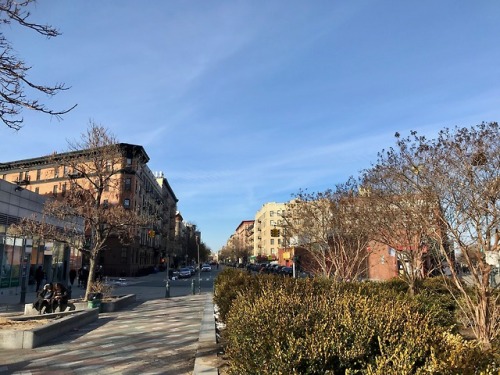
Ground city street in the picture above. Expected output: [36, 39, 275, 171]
[62, 266, 222, 302]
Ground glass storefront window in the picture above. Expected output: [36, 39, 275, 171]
[0, 236, 23, 288]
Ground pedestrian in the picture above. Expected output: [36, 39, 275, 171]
[95, 265, 103, 282]
[32, 283, 53, 314]
[34, 266, 44, 292]
[77, 267, 83, 287]
[51, 283, 69, 312]
[81, 266, 89, 288]
[69, 269, 77, 286]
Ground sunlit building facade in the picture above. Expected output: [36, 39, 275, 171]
[0, 144, 178, 277]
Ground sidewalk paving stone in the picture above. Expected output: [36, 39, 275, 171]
[0, 271, 219, 374]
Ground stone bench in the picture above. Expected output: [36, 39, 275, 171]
[24, 294, 136, 315]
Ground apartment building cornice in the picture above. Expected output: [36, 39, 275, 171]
[0, 143, 150, 172]
[155, 172, 179, 203]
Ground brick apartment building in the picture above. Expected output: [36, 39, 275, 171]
[0, 143, 178, 277]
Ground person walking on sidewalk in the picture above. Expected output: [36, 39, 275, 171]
[34, 266, 44, 292]
[69, 269, 77, 286]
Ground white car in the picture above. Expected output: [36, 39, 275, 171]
[201, 264, 212, 272]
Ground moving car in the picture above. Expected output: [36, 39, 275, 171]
[178, 267, 192, 278]
[201, 264, 212, 272]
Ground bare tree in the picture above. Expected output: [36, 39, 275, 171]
[363, 122, 500, 349]
[0, 0, 75, 129]
[361, 161, 440, 295]
[218, 245, 233, 264]
[222, 236, 250, 265]
[285, 178, 371, 281]
[13, 122, 149, 300]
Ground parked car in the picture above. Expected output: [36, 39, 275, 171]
[201, 264, 212, 272]
[178, 267, 192, 278]
[188, 266, 196, 275]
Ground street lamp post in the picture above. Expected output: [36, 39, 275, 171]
[196, 235, 201, 294]
[165, 252, 170, 298]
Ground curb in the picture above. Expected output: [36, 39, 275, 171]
[194, 293, 219, 374]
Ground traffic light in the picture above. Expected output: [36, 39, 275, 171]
[271, 228, 280, 237]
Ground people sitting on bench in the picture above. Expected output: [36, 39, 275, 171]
[51, 282, 69, 312]
[32, 283, 54, 314]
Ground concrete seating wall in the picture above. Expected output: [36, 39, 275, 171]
[24, 294, 136, 315]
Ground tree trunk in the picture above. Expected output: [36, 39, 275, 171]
[84, 253, 97, 301]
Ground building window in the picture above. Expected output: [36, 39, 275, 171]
[61, 183, 67, 196]
[35, 187, 39, 194]
[124, 198, 130, 208]
[126, 158, 132, 166]
[270, 211, 274, 217]
[54, 167, 59, 178]
[63, 165, 67, 176]
[124, 178, 131, 191]
[270, 239, 274, 245]
[53, 185, 58, 196]
[36, 169, 41, 181]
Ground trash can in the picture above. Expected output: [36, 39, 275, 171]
[87, 292, 103, 311]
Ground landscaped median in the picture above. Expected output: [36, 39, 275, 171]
[0, 309, 99, 349]
[214, 269, 500, 374]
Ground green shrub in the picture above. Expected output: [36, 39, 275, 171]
[222, 276, 497, 374]
[380, 277, 410, 293]
[213, 268, 255, 323]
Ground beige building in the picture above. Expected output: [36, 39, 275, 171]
[253, 202, 286, 258]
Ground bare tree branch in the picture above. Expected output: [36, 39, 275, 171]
[0, 0, 76, 129]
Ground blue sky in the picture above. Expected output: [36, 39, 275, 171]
[1, 1, 500, 252]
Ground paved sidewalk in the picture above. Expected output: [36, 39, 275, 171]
[0, 273, 219, 374]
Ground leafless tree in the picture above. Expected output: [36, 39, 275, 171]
[285, 178, 371, 281]
[361, 161, 440, 296]
[221, 235, 251, 264]
[362, 122, 500, 349]
[0, 0, 75, 130]
[13, 122, 150, 300]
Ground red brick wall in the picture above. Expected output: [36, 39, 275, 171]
[367, 241, 399, 281]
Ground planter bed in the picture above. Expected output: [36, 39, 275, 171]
[100, 294, 136, 312]
[24, 294, 136, 315]
[0, 309, 99, 349]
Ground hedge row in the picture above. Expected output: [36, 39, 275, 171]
[213, 269, 499, 374]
